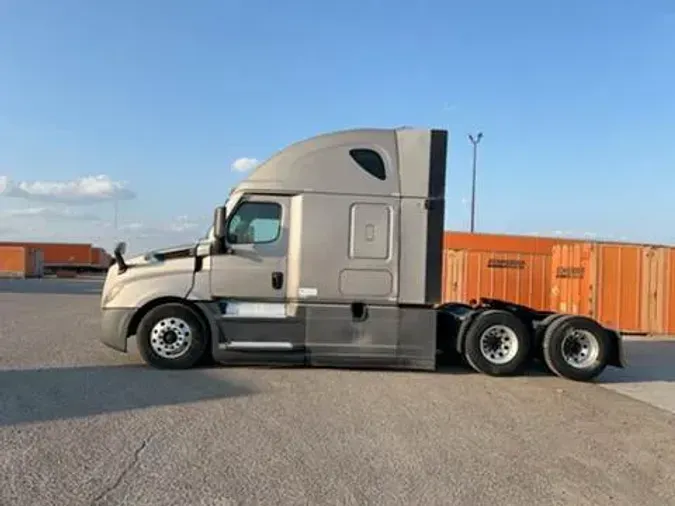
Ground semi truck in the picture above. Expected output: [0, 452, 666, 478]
[99, 127, 626, 382]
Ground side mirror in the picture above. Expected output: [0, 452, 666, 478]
[113, 241, 128, 273]
[114, 241, 127, 256]
[213, 206, 226, 240]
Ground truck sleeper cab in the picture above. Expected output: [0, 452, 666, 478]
[99, 127, 626, 382]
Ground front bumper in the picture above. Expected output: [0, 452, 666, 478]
[100, 308, 135, 352]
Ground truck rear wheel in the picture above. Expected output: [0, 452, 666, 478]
[463, 309, 532, 376]
[541, 315, 609, 382]
[136, 303, 209, 370]
[533, 313, 566, 361]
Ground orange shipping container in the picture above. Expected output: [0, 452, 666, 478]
[550, 242, 670, 334]
[92, 247, 102, 267]
[442, 249, 552, 310]
[91, 247, 113, 268]
[0, 246, 31, 278]
[0, 242, 92, 265]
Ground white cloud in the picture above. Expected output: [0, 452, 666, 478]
[119, 215, 202, 238]
[166, 215, 199, 232]
[1, 206, 102, 222]
[0, 175, 136, 204]
[231, 157, 259, 172]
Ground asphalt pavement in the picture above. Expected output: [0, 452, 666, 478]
[1, 279, 675, 506]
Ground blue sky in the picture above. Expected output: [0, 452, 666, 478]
[1, 0, 674, 252]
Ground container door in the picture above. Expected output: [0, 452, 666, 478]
[595, 244, 642, 332]
[442, 249, 466, 302]
[550, 243, 595, 316]
[641, 247, 667, 334]
[30, 248, 36, 277]
[37, 250, 44, 277]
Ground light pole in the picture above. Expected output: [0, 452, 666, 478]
[113, 198, 120, 244]
[113, 199, 118, 232]
[468, 132, 483, 233]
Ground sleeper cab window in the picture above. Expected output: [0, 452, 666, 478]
[349, 148, 386, 181]
[226, 201, 282, 244]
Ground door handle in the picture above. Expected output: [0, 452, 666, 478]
[271, 271, 284, 290]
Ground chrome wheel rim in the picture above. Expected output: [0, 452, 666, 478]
[479, 325, 519, 365]
[561, 329, 599, 369]
[150, 317, 192, 359]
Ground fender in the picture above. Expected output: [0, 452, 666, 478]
[454, 308, 485, 355]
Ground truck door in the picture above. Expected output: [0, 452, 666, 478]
[209, 194, 304, 352]
[210, 194, 290, 303]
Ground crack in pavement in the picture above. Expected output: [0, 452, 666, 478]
[90, 434, 155, 506]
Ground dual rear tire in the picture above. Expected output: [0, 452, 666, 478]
[462, 310, 610, 381]
[541, 314, 610, 382]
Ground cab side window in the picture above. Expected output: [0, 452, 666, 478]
[349, 148, 386, 181]
[226, 202, 282, 244]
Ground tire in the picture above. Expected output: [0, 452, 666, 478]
[463, 309, 532, 376]
[533, 313, 567, 361]
[455, 308, 485, 354]
[541, 314, 609, 382]
[136, 303, 209, 370]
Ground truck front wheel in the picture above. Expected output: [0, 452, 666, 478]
[463, 309, 532, 376]
[136, 303, 209, 370]
[542, 315, 609, 382]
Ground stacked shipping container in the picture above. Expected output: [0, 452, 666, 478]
[443, 231, 675, 336]
[0, 242, 111, 275]
[0, 241, 92, 266]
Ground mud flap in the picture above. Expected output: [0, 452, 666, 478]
[608, 329, 627, 368]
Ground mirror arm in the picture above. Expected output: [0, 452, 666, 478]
[113, 241, 128, 274]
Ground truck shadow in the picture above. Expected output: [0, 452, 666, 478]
[598, 338, 675, 384]
[435, 360, 550, 377]
[0, 278, 104, 295]
[0, 364, 257, 427]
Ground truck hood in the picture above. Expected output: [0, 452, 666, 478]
[125, 243, 195, 266]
